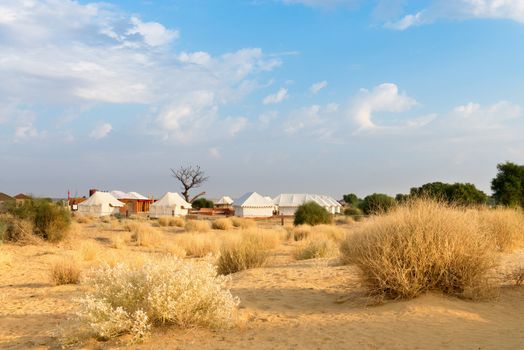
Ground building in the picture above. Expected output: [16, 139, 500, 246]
[149, 192, 192, 218]
[272, 193, 342, 216]
[14, 193, 31, 205]
[110, 190, 154, 215]
[234, 192, 274, 218]
[215, 196, 234, 208]
[77, 191, 125, 217]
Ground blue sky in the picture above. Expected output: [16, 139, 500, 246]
[1, 0, 524, 199]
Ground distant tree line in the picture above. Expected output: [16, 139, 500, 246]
[342, 161, 524, 216]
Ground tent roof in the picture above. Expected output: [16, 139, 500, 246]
[110, 190, 149, 200]
[216, 196, 234, 205]
[273, 193, 341, 207]
[79, 191, 125, 207]
[14, 193, 31, 200]
[151, 192, 191, 208]
[0, 192, 14, 201]
[234, 192, 274, 208]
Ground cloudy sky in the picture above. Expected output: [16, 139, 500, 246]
[1, 0, 524, 199]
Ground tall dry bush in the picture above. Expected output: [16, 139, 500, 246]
[479, 207, 524, 252]
[185, 220, 211, 232]
[340, 199, 497, 299]
[217, 238, 269, 275]
[78, 258, 239, 342]
[212, 218, 233, 230]
[50, 259, 81, 285]
[231, 217, 256, 229]
[173, 233, 220, 257]
[3, 218, 38, 244]
[126, 222, 162, 247]
[294, 235, 337, 260]
[158, 217, 186, 227]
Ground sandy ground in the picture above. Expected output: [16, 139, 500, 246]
[1, 221, 523, 350]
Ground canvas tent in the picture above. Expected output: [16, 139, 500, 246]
[77, 191, 125, 217]
[110, 190, 153, 214]
[234, 192, 274, 218]
[149, 192, 192, 218]
[215, 196, 234, 208]
[273, 193, 342, 215]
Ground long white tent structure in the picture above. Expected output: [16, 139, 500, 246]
[149, 192, 192, 217]
[78, 191, 125, 217]
[272, 193, 342, 215]
[234, 192, 274, 217]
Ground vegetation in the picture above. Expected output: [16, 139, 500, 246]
[50, 259, 81, 285]
[359, 193, 396, 215]
[408, 182, 487, 206]
[217, 238, 269, 275]
[343, 207, 362, 217]
[212, 218, 233, 230]
[342, 193, 361, 207]
[185, 219, 211, 232]
[340, 199, 497, 300]
[491, 161, 524, 207]
[294, 237, 336, 260]
[79, 258, 239, 342]
[171, 165, 209, 203]
[231, 217, 256, 229]
[479, 207, 524, 252]
[192, 198, 214, 209]
[294, 201, 331, 226]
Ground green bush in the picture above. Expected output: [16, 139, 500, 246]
[359, 193, 396, 215]
[344, 207, 362, 216]
[192, 198, 214, 209]
[294, 202, 331, 226]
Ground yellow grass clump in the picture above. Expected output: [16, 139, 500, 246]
[185, 219, 211, 233]
[294, 235, 338, 260]
[50, 259, 81, 285]
[231, 217, 256, 229]
[111, 234, 127, 249]
[158, 216, 186, 227]
[312, 224, 346, 242]
[173, 233, 220, 257]
[241, 227, 285, 250]
[217, 238, 269, 275]
[75, 215, 93, 224]
[289, 224, 312, 241]
[479, 207, 524, 252]
[126, 221, 162, 247]
[3, 218, 39, 245]
[335, 216, 355, 225]
[340, 199, 497, 300]
[78, 258, 239, 342]
[165, 244, 187, 258]
[212, 218, 233, 230]
[79, 241, 100, 261]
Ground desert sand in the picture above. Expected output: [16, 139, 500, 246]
[1, 220, 523, 350]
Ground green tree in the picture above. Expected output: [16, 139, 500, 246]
[342, 193, 360, 207]
[409, 182, 487, 206]
[359, 193, 396, 215]
[191, 198, 214, 209]
[491, 162, 524, 207]
[294, 202, 331, 226]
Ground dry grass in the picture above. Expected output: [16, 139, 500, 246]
[76, 215, 93, 224]
[111, 234, 127, 249]
[78, 241, 100, 261]
[212, 218, 233, 230]
[479, 207, 524, 252]
[164, 244, 187, 258]
[289, 224, 312, 241]
[313, 224, 346, 242]
[185, 219, 211, 233]
[3, 218, 39, 245]
[506, 266, 524, 286]
[158, 216, 186, 227]
[231, 217, 256, 229]
[294, 235, 338, 260]
[50, 259, 81, 285]
[340, 199, 497, 300]
[335, 216, 355, 225]
[217, 238, 269, 275]
[173, 233, 220, 257]
[126, 221, 162, 247]
[241, 227, 285, 250]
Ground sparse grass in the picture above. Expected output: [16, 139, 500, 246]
[231, 217, 256, 229]
[212, 218, 233, 230]
[506, 266, 524, 286]
[165, 244, 187, 258]
[340, 199, 497, 300]
[289, 224, 312, 241]
[111, 234, 127, 249]
[185, 220, 211, 233]
[173, 233, 220, 257]
[79, 241, 100, 261]
[241, 228, 285, 250]
[50, 259, 81, 285]
[126, 221, 162, 247]
[293, 233, 338, 260]
[335, 216, 354, 225]
[3, 218, 39, 244]
[76, 215, 93, 224]
[78, 257, 239, 342]
[479, 207, 524, 252]
[158, 216, 186, 227]
[313, 224, 346, 242]
[217, 238, 269, 275]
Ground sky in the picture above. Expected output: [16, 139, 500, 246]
[1, 0, 524, 200]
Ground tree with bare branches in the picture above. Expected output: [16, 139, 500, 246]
[171, 165, 209, 203]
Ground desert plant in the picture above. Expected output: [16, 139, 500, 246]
[313, 224, 346, 242]
[185, 219, 211, 232]
[335, 215, 355, 225]
[289, 224, 312, 241]
[217, 238, 269, 275]
[50, 259, 81, 285]
[230, 217, 256, 229]
[76, 215, 93, 224]
[192, 198, 214, 209]
[158, 217, 185, 227]
[506, 266, 524, 286]
[359, 193, 396, 215]
[294, 202, 331, 226]
[173, 233, 220, 257]
[241, 228, 285, 250]
[78, 257, 239, 342]
[340, 199, 497, 300]
[3, 218, 37, 244]
[479, 207, 524, 252]
[212, 218, 233, 230]
[294, 236, 337, 260]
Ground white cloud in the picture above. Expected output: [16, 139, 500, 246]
[177, 51, 212, 65]
[283, 103, 342, 142]
[127, 17, 178, 47]
[387, 0, 524, 30]
[349, 83, 418, 129]
[452, 101, 522, 129]
[309, 80, 328, 94]
[280, 0, 360, 8]
[225, 117, 248, 137]
[208, 147, 221, 159]
[14, 122, 39, 141]
[89, 123, 112, 139]
[258, 111, 279, 126]
[263, 88, 289, 105]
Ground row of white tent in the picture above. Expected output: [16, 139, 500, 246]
[77, 191, 341, 218]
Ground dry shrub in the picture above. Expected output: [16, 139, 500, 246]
[217, 238, 269, 275]
[212, 218, 233, 230]
[78, 258, 239, 342]
[185, 220, 211, 233]
[479, 207, 524, 252]
[127, 222, 162, 247]
[158, 216, 186, 227]
[241, 228, 285, 250]
[101, 216, 112, 224]
[335, 216, 354, 225]
[111, 234, 127, 249]
[294, 235, 337, 260]
[50, 259, 81, 285]
[231, 217, 256, 229]
[340, 199, 497, 300]
[173, 233, 219, 257]
[3, 218, 38, 244]
[289, 224, 312, 241]
[506, 266, 524, 286]
[79, 241, 100, 261]
[313, 224, 346, 242]
[165, 244, 187, 258]
[76, 215, 93, 224]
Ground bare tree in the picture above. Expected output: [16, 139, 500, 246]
[171, 165, 209, 203]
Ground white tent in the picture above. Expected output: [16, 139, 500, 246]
[78, 192, 125, 217]
[215, 196, 234, 206]
[149, 192, 192, 218]
[234, 192, 274, 217]
[110, 190, 148, 200]
[272, 193, 342, 215]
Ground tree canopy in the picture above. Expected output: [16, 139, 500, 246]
[359, 193, 396, 215]
[294, 201, 331, 226]
[491, 162, 524, 207]
[408, 182, 487, 206]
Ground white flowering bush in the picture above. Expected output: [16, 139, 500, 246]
[78, 257, 239, 342]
